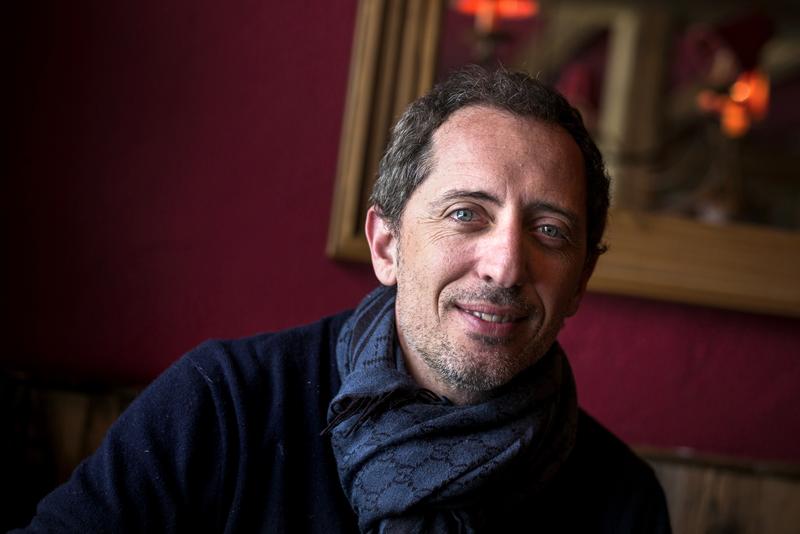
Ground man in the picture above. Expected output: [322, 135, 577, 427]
[17, 67, 670, 532]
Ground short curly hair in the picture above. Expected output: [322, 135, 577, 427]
[370, 65, 610, 262]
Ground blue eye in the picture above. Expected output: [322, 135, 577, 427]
[538, 224, 562, 238]
[452, 208, 475, 222]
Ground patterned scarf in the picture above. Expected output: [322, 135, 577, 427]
[325, 286, 577, 533]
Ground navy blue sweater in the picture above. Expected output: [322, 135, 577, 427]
[16, 312, 670, 533]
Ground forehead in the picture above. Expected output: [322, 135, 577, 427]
[415, 105, 587, 213]
[432, 105, 582, 172]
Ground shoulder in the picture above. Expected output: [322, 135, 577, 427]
[188, 310, 353, 364]
[181, 310, 353, 392]
[16, 311, 358, 533]
[574, 410, 658, 483]
[516, 410, 671, 532]
[548, 409, 672, 532]
[96, 309, 355, 469]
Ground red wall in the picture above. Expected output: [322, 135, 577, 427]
[6, 1, 799, 464]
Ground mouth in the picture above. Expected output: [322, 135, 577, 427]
[455, 303, 529, 325]
[452, 303, 529, 341]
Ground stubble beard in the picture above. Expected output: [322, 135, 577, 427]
[393, 236, 566, 401]
[395, 277, 565, 399]
[397, 300, 562, 396]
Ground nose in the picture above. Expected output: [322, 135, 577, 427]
[475, 219, 529, 288]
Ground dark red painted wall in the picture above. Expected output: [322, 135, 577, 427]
[5, 0, 374, 382]
[5, 1, 799, 464]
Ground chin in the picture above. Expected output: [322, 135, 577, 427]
[428, 345, 535, 393]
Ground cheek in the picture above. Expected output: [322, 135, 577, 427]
[399, 238, 473, 311]
[433, 238, 475, 281]
[411, 254, 463, 298]
[408, 232, 473, 275]
[531, 259, 584, 305]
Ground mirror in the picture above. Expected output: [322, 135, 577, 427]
[327, 0, 800, 317]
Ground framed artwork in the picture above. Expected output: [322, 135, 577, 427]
[328, 0, 800, 317]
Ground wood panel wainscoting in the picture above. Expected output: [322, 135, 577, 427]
[3, 377, 799, 532]
[639, 447, 800, 534]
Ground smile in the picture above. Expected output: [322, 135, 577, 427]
[456, 303, 527, 324]
[466, 310, 515, 323]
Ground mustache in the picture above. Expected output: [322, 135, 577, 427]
[446, 285, 534, 314]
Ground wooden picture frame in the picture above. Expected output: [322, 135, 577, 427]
[327, 0, 800, 318]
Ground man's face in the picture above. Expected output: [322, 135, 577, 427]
[368, 105, 591, 402]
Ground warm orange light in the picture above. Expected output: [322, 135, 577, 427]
[721, 100, 750, 138]
[697, 69, 770, 138]
[696, 90, 725, 114]
[730, 70, 769, 120]
[730, 79, 751, 103]
[453, 0, 539, 18]
[452, 0, 539, 33]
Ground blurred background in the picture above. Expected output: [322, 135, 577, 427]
[3, 0, 799, 531]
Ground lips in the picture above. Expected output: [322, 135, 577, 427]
[452, 303, 528, 339]
[465, 310, 517, 323]
[456, 304, 527, 324]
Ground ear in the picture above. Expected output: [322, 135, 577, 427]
[565, 253, 597, 317]
[365, 206, 399, 286]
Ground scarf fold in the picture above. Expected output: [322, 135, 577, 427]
[326, 286, 577, 533]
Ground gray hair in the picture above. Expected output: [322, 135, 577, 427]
[370, 65, 610, 261]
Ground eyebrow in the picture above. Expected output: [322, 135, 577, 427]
[429, 189, 501, 209]
[429, 189, 580, 226]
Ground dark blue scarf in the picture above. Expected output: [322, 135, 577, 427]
[326, 286, 577, 533]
